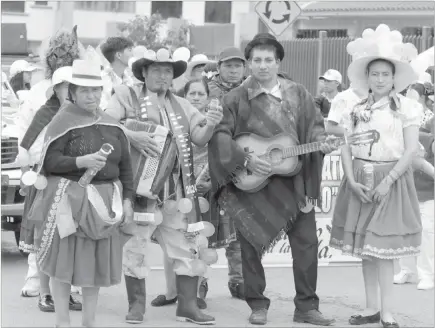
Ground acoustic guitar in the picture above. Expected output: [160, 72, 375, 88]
[233, 130, 380, 192]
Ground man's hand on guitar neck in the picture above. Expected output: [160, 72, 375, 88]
[129, 130, 161, 158]
[319, 135, 339, 154]
[246, 155, 272, 176]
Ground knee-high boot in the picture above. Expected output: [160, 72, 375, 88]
[176, 275, 215, 325]
[125, 275, 146, 324]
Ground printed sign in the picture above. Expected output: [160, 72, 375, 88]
[255, 1, 302, 37]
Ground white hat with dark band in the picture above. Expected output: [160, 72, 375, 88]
[68, 59, 104, 87]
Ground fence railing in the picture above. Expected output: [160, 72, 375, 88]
[241, 34, 434, 96]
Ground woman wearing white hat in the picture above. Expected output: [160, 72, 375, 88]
[9, 59, 39, 95]
[25, 59, 134, 328]
[329, 25, 424, 327]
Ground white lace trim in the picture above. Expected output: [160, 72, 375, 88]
[18, 241, 35, 253]
[330, 237, 420, 260]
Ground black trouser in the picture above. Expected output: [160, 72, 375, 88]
[239, 209, 320, 312]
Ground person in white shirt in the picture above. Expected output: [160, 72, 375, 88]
[315, 69, 343, 118]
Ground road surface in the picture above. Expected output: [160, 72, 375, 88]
[1, 231, 433, 327]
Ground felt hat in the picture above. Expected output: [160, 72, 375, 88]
[244, 33, 284, 61]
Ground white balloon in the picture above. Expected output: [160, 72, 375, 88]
[362, 28, 375, 39]
[34, 175, 48, 190]
[375, 24, 390, 36]
[390, 30, 403, 44]
[172, 47, 191, 62]
[156, 48, 170, 61]
[21, 171, 38, 186]
[145, 50, 156, 60]
[133, 45, 147, 58]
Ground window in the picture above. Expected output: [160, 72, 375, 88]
[205, 1, 231, 24]
[74, 1, 136, 13]
[2, 1, 25, 13]
[401, 27, 434, 37]
[34, 1, 48, 5]
[151, 1, 182, 20]
[296, 29, 348, 38]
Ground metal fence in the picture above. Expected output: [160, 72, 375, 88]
[241, 35, 434, 96]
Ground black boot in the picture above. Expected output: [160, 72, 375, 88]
[176, 275, 215, 325]
[124, 275, 146, 324]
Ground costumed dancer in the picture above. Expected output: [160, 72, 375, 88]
[25, 59, 135, 328]
[17, 25, 84, 299]
[106, 47, 222, 325]
[329, 24, 423, 327]
[208, 33, 337, 326]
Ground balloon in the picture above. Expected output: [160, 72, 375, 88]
[375, 24, 390, 36]
[199, 248, 218, 265]
[19, 188, 27, 196]
[34, 175, 48, 190]
[197, 234, 209, 249]
[361, 28, 375, 39]
[145, 50, 156, 61]
[172, 47, 191, 62]
[199, 221, 215, 238]
[198, 197, 209, 214]
[190, 259, 207, 276]
[346, 41, 357, 55]
[133, 45, 147, 58]
[163, 200, 178, 215]
[178, 198, 193, 214]
[156, 48, 170, 61]
[21, 171, 38, 186]
[390, 30, 403, 44]
[152, 210, 163, 226]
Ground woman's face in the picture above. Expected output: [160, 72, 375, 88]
[71, 86, 102, 112]
[23, 71, 32, 84]
[191, 64, 206, 80]
[54, 82, 69, 104]
[185, 82, 208, 110]
[367, 61, 394, 97]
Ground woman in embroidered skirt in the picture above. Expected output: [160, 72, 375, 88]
[329, 25, 423, 328]
[26, 59, 134, 328]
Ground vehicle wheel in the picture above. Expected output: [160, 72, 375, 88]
[14, 231, 28, 257]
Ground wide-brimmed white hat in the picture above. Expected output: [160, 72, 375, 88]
[185, 54, 211, 78]
[68, 59, 104, 87]
[9, 60, 38, 78]
[45, 66, 73, 98]
[347, 24, 419, 93]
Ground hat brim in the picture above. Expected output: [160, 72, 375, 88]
[132, 58, 187, 82]
[244, 38, 285, 61]
[218, 56, 246, 65]
[67, 77, 104, 88]
[319, 76, 341, 83]
[348, 56, 418, 93]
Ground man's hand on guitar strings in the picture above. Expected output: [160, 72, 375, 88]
[246, 155, 272, 176]
[319, 135, 339, 154]
[131, 130, 161, 157]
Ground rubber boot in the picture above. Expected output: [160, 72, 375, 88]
[125, 275, 146, 324]
[175, 275, 215, 325]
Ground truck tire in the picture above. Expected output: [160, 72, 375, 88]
[14, 231, 28, 257]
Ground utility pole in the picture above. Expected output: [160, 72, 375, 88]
[53, 1, 74, 33]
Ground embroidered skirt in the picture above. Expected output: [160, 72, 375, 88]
[31, 177, 131, 287]
[19, 185, 39, 253]
[330, 159, 422, 260]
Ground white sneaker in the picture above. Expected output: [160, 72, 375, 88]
[393, 270, 416, 284]
[70, 286, 82, 295]
[20, 278, 40, 297]
[417, 279, 434, 290]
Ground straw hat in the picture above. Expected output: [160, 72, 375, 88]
[132, 48, 187, 82]
[347, 24, 419, 93]
[185, 54, 212, 78]
[45, 66, 73, 98]
[68, 59, 104, 87]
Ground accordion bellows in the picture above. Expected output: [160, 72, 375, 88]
[125, 119, 177, 199]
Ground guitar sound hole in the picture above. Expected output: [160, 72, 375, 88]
[268, 148, 283, 165]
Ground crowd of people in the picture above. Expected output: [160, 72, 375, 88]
[5, 23, 434, 328]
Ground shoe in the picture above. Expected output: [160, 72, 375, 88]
[38, 294, 55, 312]
[69, 295, 82, 311]
[228, 282, 245, 300]
[417, 279, 434, 290]
[125, 276, 146, 324]
[293, 309, 335, 326]
[176, 275, 215, 325]
[197, 297, 207, 310]
[151, 294, 177, 307]
[21, 278, 40, 297]
[249, 308, 268, 325]
[349, 311, 380, 325]
[381, 319, 399, 327]
[70, 286, 82, 295]
[393, 270, 415, 284]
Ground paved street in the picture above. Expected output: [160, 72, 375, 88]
[1, 231, 434, 328]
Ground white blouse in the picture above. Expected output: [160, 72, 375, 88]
[344, 95, 423, 161]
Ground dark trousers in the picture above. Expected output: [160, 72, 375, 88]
[239, 209, 320, 312]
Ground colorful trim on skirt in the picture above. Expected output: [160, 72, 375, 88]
[330, 159, 422, 260]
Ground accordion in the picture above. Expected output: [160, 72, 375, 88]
[125, 118, 177, 199]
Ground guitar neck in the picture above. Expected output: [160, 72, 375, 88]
[283, 137, 345, 158]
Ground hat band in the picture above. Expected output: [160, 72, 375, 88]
[72, 73, 102, 81]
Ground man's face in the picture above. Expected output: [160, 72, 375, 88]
[249, 48, 280, 83]
[117, 47, 133, 66]
[320, 79, 339, 93]
[143, 63, 174, 94]
[218, 59, 245, 84]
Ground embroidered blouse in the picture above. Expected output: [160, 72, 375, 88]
[43, 124, 134, 200]
[344, 95, 423, 161]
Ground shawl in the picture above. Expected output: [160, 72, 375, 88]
[20, 96, 60, 150]
[208, 74, 245, 99]
[208, 76, 326, 253]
